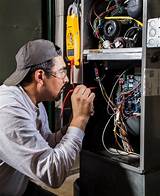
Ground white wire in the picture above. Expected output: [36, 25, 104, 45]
[107, 69, 127, 115]
[101, 114, 120, 155]
[102, 113, 140, 157]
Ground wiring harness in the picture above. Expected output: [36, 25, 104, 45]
[94, 66, 141, 156]
[89, 0, 143, 49]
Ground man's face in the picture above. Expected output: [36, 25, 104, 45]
[42, 56, 69, 101]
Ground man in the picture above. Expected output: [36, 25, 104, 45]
[0, 39, 95, 196]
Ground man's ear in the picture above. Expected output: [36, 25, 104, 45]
[34, 69, 45, 85]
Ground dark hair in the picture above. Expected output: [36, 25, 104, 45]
[19, 59, 53, 87]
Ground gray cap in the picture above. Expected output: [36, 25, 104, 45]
[4, 39, 60, 86]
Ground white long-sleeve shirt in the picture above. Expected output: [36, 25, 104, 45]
[0, 84, 84, 196]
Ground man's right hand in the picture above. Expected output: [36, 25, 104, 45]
[70, 85, 95, 131]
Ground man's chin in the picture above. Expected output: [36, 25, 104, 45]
[53, 86, 65, 101]
[53, 83, 69, 101]
[54, 92, 62, 101]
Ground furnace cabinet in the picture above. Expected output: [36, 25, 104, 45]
[79, 0, 160, 195]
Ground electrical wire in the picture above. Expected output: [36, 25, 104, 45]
[94, 66, 116, 111]
[60, 86, 96, 118]
[107, 69, 127, 115]
[95, 65, 140, 155]
[102, 112, 139, 156]
[102, 113, 118, 155]
[105, 16, 143, 27]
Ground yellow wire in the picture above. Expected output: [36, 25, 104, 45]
[105, 16, 143, 27]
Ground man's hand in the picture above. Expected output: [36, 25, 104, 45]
[70, 85, 95, 131]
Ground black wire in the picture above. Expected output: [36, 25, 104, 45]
[74, 0, 80, 5]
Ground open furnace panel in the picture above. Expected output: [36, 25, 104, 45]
[79, 0, 160, 174]
[81, 0, 143, 169]
[83, 59, 142, 167]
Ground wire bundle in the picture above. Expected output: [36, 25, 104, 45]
[89, 0, 143, 49]
[94, 66, 141, 156]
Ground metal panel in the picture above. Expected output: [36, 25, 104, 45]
[140, 0, 160, 171]
[84, 48, 142, 60]
[80, 150, 160, 196]
[81, 0, 160, 171]
[0, 0, 42, 83]
[79, 0, 160, 195]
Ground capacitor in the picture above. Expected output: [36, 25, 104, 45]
[127, 0, 142, 19]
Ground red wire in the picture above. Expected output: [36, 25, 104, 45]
[60, 89, 73, 118]
[60, 87, 96, 118]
